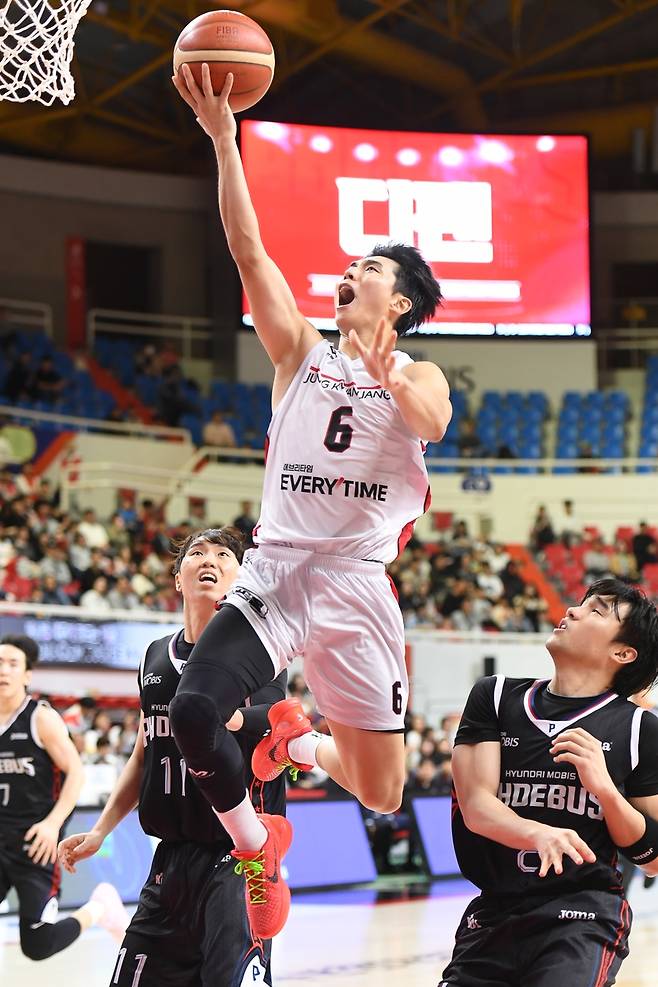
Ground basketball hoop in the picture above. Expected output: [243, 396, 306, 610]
[0, 0, 91, 106]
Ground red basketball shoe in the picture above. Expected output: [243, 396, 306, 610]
[251, 698, 313, 783]
[232, 813, 293, 939]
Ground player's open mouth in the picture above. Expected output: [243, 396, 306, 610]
[554, 619, 568, 631]
[198, 572, 218, 584]
[337, 283, 356, 307]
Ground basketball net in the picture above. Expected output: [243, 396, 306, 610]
[0, 0, 91, 106]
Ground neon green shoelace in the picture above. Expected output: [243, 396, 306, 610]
[234, 855, 267, 904]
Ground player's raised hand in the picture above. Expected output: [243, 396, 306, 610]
[24, 817, 60, 866]
[550, 728, 614, 800]
[533, 823, 596, 877]
[172, 64, 236, 142]
[58, 829, 104, 874]
[348, 319, 404, 392]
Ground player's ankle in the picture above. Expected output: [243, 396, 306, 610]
[288, 730, 323, 767]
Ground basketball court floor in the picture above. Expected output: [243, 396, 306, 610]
[1, 876, 656, 986]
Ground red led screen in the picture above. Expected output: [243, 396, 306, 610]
[240, 122, 590, 337]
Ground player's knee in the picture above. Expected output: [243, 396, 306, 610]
[20, 925, 54, 961]
[169, 691, 220, 758]
[355, 777, 404, 814]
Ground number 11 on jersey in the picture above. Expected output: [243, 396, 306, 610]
[160, 756, 187, 796]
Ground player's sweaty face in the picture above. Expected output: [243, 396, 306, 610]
[177, 539, 240, 602]
[335, 256, 402, 332]
[0, 644, 30, 700]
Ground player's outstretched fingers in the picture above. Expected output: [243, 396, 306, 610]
[172, 72, 198, 112]
[181, 63, 204, 102]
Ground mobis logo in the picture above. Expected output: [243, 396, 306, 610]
[335, 178, 493, 264]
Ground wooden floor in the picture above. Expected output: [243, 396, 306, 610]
[1, 877, 657, 986]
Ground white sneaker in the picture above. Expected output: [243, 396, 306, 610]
[89, 882, 129, 943]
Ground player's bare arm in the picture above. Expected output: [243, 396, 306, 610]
[349, 319, 452, 441]
[58, 714, 145, 874]
[172, 64, 320, 393]
[453, 740, 596, 877]
[25, 704, 85, 866]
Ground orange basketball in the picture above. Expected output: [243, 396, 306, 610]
[173, 10, 275, 113]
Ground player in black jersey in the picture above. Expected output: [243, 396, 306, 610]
[440, 578, 658, 987]
[0, 634, 127, 961]
[59, 528, 286, 987]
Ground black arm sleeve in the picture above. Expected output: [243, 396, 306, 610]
[625, 711, 658, 798]
[238, 670, 288, 739]
[453, 676, 500, 747]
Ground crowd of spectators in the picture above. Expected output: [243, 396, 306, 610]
[388, 522, 551, 634]
[0, 463, 258, 611]
[530, 500, 658, 600]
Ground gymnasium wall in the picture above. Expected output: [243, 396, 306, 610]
[0, 153, 210, 333]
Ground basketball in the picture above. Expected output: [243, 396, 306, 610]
[173, 10, 275, 113]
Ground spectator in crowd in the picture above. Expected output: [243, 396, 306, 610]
[476, 561, 504, 602]
[202, 410, 237, 449]
[131, 560, 155, 599]
[41, 574, 71, 605]
[38, 542, 72, 586]
[609, 538, 638, 583]
[106, 513, 131, 551]
[457, 419, 484, 458]
[555, 498, 579, 546]
[116, 495, 138, 531]
[79, 548, 111, 593]
[69, 531, 91, 579]
[77, 509, 109, 550]
[530, 505, 555, 552]
[33, 355, 65, 404]
[517, 583, 548, 632]
[451, 598, 482, 631]
[232, 500, 258, 545]
[79, 575, 111, 612]
[107, 575, 140, 611]
[583, 537, 611, 581]
[156, 365, 199, 428]
[406, 757, 445, 796]
[632, 521, 657, 573]
[500, 560, 525, 601]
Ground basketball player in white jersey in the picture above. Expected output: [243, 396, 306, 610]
[170, 64, 452, 939]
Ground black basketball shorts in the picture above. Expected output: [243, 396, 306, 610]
[439, 889, 631, 987]
[0, 831, 61, 922]
[109, 840, 272, 987]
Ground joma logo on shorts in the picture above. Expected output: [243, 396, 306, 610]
[558, 909, 596, 920]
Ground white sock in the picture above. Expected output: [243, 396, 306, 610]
[84, 901, 105, 925]
[215, 791, 267, 852]
[288, 730, 324, 767]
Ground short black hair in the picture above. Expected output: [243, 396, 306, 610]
[172, 526, 245, 574]
[369, 242, 442, 335]
[0, 634, 39, 670]
[582, 578, 658, 696]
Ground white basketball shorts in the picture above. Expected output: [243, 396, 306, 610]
[223, 545, 408, 731]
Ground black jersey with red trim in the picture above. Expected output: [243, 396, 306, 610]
[138, 630, 286, 846]
[452, 675, 658, 897]
[0, 697, 62, 835]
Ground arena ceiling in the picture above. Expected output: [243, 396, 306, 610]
[2, 0, 658, 185]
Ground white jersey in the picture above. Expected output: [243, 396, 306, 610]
[254, 339, 430, 563]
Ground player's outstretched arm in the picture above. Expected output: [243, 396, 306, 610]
[24, 704, 86, 866]
[58, 715, 145, 874]
[453, 741, 596, 877]
[172, 65, 320, 378]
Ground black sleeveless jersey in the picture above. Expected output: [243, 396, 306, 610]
[452, 675, 658, 897]
[0, 697, 62, 835]
[138, 630, 286, 846]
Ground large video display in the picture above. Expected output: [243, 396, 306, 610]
[241, 122, 590, 337]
